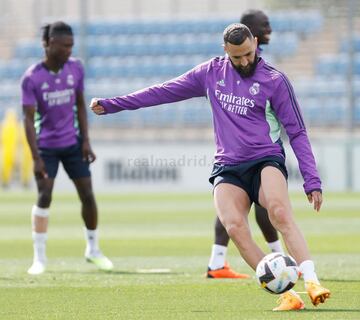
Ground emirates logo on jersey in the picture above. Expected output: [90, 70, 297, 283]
[249, 82, 260, 95]
[215, 89, 255, 108]
[43, 88, 75, 106]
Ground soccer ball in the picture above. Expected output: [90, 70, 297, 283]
[255, 253, 300, 294]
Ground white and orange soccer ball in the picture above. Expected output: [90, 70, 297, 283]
[256, 253, 300, 294]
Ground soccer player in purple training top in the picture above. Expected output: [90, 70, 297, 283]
[21, 21, 113, 275]
[207, 9, 285, 280]
[90, 23, 331, 311]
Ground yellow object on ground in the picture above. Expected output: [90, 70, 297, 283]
[19, 123, 33, 187]
[1, 109, 18, 187]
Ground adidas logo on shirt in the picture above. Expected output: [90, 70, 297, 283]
[41, 82, 49, 90]
[216, 79, 225, 87]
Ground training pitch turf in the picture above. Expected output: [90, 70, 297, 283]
[0, 191, 359, 319]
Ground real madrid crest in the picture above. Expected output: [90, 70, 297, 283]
[67, 74, 74, 86]
[249, 82, 260, 95]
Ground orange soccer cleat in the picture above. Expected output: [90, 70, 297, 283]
[206, 262, 250, 279]
[273, 291, 305, 311]
[305, 281, 331, 306]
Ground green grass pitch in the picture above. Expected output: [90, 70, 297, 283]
[0, 191, 359, 319]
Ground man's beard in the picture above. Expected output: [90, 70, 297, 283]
[232, 54, 259, 77]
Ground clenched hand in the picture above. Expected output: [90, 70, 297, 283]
[89, 98, 105, 115]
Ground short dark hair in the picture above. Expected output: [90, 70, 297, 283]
[240, 9, 266, 26]
[42, 21, 73, 44]
[223, 23, 253, 45]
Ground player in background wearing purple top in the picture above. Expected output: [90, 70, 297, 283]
[21, 22, 113, 275]
[89, 23, 330, 311]
[207, 9, 284, 280]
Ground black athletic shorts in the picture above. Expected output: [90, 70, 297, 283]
[39, 139, 91, 179]
[209, 156, 288, 205]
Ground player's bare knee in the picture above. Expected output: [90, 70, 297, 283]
[267, 201, 290, 229]
[226, 223, 252, 252]
[38, 191, 52, 207]
[224, 222, 237, 237]
[225, 219, 247, 240]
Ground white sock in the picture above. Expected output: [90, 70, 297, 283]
[84, 228, 100, 257]
[32, 232, 47, 264]
[208, 244, 227, 270]
[268, 240, 284, 253]
[299, 260, 319, 284]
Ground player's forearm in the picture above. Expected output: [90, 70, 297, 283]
[97, 80, 202, 114]
[289, 132, 322, 193]
[98, 87, 180, 114]
[77, 106, 90, 141]
[24, 118, 40, 160]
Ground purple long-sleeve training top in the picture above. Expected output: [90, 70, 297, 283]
[21, 58, 84, 148]
[97, 56, 321, 194]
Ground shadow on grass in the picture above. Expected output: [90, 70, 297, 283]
[300, 309, 360, 313]
[320, 278, 360, 283]
[263, 308, 360, 314]
[45, 270, 182, 276]
[114, 270, 181, 276]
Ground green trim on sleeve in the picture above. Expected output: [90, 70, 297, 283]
[265, 99, 281, 143]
